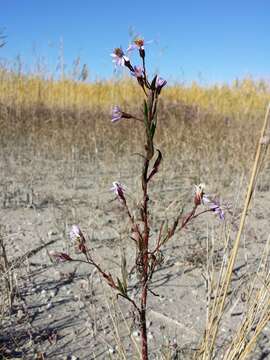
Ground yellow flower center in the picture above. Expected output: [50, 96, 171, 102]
[114, 48, 124, 57]
[134, 38, 144, 47]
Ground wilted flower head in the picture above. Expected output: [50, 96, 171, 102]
[111, 181, 126, 203]
[111, 105, 133, 123]
[194, 183, 206, 206]
[156, 76, 167, 94]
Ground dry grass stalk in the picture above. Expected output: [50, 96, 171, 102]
[196, 103, 270, 359]
[224, 237, 270, 359]
[0, 226, 15, 313]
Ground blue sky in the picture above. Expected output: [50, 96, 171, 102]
[1, 0, 270, 84]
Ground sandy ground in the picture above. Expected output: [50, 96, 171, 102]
[1, 155, 270, 359]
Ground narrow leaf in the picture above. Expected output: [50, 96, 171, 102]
[147, 149, 163, 182]
[121, 252, 128, 292]
[117, 277, 127, 296]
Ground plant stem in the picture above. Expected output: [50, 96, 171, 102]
[140, 157, 150, 360]
[140, 290, 148, 360]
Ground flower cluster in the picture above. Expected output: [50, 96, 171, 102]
[110, 37, 167, 124]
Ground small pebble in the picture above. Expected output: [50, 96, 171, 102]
[132, 330, 140, 338]
[66, 355, 78, 360]
[46, 302, 53, 310]
[79, 301, 85, 309]
[48, 230, 58, 237]
[50, 289, 57, 298]
[17, 309, 24, 319]
[79, 279, 88, 290]
[108, 348, 115, 354]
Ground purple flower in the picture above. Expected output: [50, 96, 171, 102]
[156, 76, 167, 94]
[70, 225, 87, 253]
[111, 181, 126, 203]
[209, 200, 225, 220]
[127, 38, 145, 52]
[127, 38, 152, 52]
[194, 184, 225, 220]
[111, 48, 134, 72]
[70, 225, 82, 241]
[130, 65, 143, 79]
[111, 47, 129, 67]
[128, 38, 152, 59]
[111, 106, 133, 123]
[112, 106, 123, 122]
[202, 194, 210, 205]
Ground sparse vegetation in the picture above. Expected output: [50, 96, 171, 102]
[1, 46, 270, 359]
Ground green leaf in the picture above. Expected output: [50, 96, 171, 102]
[117, 277, 127, 296]
[143, 100, 151, 137]
[121, 252, 128, 293]
[150, 120, 156, 139]
[161, 220, 169, 244]
[144, 99, 148, 119]
[150, 112, 158, 140]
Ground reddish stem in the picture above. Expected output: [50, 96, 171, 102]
[140, 157, 150, 360]
[140, 286, 148, 360]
